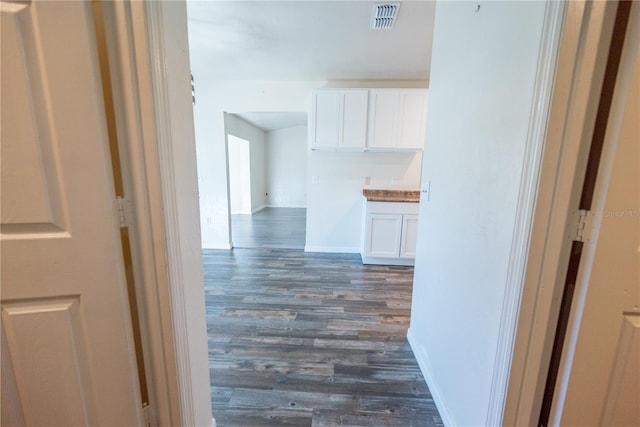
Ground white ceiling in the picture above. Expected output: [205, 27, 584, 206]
[186, 1, 436, 81]
[232, 112, 308, 131]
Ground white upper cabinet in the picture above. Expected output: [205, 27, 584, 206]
[310, 89, 368, 149]
[397, 90, 428, 149]
[367, 90, 400, 149]
[310, 88, 427, 151]
[368, 89, 428, 150]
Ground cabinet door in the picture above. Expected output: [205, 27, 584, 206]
[367, 90, 399, 148]
[312, 90, 341, 148]
[365, 213, 402, 257]
[341, 90, 368, 148]
[397, 90, 428, 149]
[400, 214, 419, 258]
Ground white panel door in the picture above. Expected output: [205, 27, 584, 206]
[400, 214, 419, 258]
[397, 90, 428, 149]
[365, 214, 402, 258]
[554, 42, 640, 426]
[1, 1, 143, 426]
[340, 90, 368, 148]
[312, 90, 341, 148]
[367, 90, 399, 148]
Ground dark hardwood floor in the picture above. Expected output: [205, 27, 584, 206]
[203, 248, 442, 427]
[231, 207, 306, 249]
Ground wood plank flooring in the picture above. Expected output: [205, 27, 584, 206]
[231, 207, 306, 249]
[204, 248, 442, 426]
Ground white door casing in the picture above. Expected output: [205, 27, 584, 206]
[1, 1, 143, 425]
[504, 1, 640, 425]
[550, 4, 640, 424]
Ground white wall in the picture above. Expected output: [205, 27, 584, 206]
[194, 81, 321, 248]
[265, 125, 307, 208]
[407, 2, 547, 426]
[305, 151, 422, 252]
[193, 80, 426, 249]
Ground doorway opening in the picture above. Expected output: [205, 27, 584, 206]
[225, 112, 308, 249]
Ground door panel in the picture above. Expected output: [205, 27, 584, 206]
[400, 214, 419, 258]
[1, 1, 65, 233]
[2, 298, 95, 426]
[1, 1, 142, 425]
[366, 214, 402, 257]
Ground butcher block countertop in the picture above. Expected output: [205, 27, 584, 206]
[362, 189, 420, 203]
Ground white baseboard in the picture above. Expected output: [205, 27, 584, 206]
[266, 204, 307, 209]
[304, 245, 360, 254]
[407, 328, 455, 427]
[362, 256, 414, 266]
[251, 205, 267, 214]
[202, 242, 232, 250]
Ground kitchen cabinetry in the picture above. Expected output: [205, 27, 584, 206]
[309, 88, 427, 151]
[310, 89, 368, 149]
[368, 89, 428, 150]
[361, 201, 419, 265]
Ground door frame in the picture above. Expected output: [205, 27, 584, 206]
[107, 0, 638, 426]
[103, 2, 213, 426]
[504, 1, 639, 425]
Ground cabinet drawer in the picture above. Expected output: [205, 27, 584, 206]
[367, 201, 419, 215]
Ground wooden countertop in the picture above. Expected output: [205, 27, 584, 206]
[363, 189, 420, 203]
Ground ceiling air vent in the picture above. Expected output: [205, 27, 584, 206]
[371, 3, 400, 30]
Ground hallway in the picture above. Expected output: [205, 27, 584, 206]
[203, 248, 442, 426]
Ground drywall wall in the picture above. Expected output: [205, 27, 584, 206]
[265, 125, 307, 208]
[305, 151, 422, 252]
[194, 81, 321, 248]
[407, 2, 547, 425]
[193, 80, 426, 249]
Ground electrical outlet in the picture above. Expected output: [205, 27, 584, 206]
[391, 176, 398, 185]
[312, 176, 319, 184]
[365, 176, 371, 185]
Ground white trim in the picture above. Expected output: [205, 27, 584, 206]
[549, 3, 640, 423]
[144, 5, 196, 425]
[503, 2, 620, 425]
[251, 204, 267, 214]
[361, 256, 414, 266]
[407, 328, 455, 427]
[132, 2, 213, 426]
[266, 204, 307, 209]
[485, 2, 566, 425]
[102, 2, 182, 425]
[203, 242, 233, 250]
[304, 245, 361, 254]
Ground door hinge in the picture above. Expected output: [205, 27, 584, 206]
[570, 209, 595, 243]
[115, 197, 130, 228]
[143, 403, 157, 427]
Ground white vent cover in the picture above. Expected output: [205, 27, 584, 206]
[371, 3, 400, 30]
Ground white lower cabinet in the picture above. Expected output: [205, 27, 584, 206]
[362, 201, 419, 265]
[400, 214, 419, 258]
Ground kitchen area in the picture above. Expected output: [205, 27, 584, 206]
[305, 86, 427, 263]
